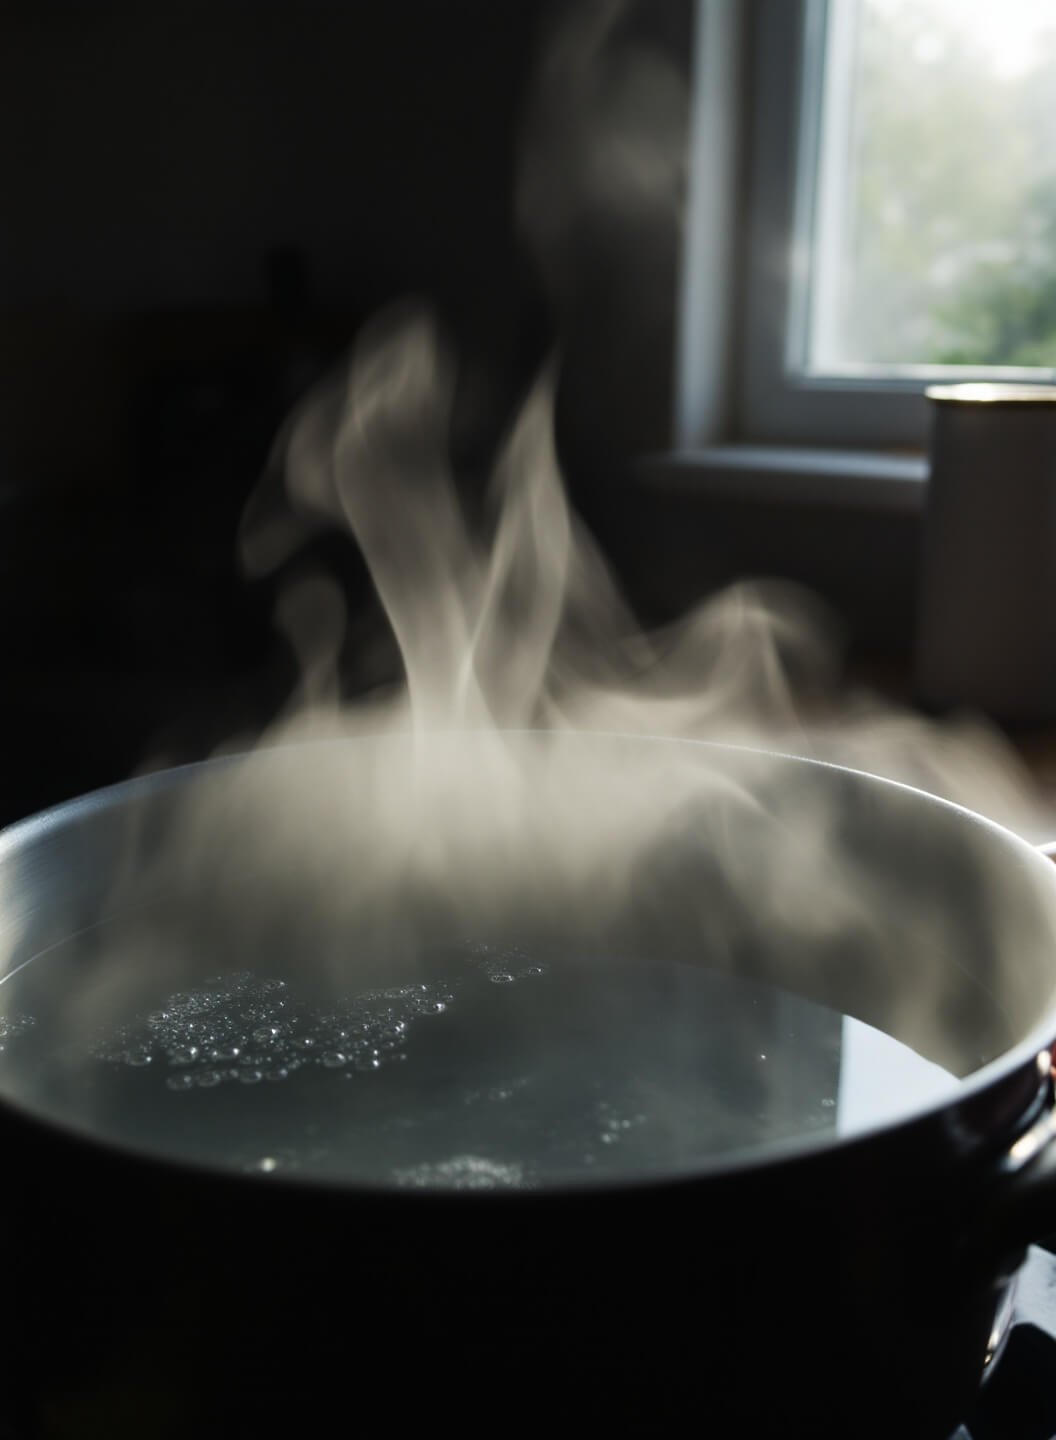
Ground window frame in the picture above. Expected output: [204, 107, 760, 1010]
[675, 0, 1056, 458]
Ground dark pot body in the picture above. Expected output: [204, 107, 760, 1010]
[4, 1087, 1048, 1440]
[2, 739, 1056, 1439]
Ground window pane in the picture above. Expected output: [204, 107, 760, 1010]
[805, 0, 1056, 376]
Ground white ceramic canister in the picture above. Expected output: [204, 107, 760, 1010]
[915, 383, 1056, 722]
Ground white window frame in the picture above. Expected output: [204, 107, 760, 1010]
[674, 0, 1056, 464]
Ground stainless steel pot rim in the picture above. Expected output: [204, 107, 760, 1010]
[1, 732, 1054, 1198]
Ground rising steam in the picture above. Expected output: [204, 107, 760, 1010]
[91, 0, 1056, 1069]
[239, 299, 1040, 834]
[131, 285, 1029, 1061]
[235, 0, 1039, 839]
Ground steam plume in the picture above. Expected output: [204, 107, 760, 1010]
[239, 299, 1040, 842]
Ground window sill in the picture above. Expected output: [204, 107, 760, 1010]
[635, 445, 928, 516]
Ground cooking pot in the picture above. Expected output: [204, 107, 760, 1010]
[2, 735, 1056, 1440]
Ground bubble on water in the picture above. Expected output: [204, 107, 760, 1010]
[89, 948, 536, 1093]
[195, 1069, 223, 1088]
[165, 1074, 197, 1092]
[466, 943, 548, 987]
[821, 1097, 836, 1109]
[598, 1107, 646, 1145]
[0, 1011, 36, 1044]
[394, 1155, 528, 1191]
[251, 1155, 280, 1174]
[365, 1048, 409, 1071]
[126, 1048, 153, 1067]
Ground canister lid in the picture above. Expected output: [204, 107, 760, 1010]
[926, 382, 1056, 406]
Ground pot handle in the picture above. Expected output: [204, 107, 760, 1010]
[981, 1066, 1056, 1256]
[1006, 1243, 1056, 1343]
[967, 1246, 1056, 1436]
[976, 839, 1056, 1255]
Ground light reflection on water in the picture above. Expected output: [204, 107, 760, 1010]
[0, 938, 959, 1188]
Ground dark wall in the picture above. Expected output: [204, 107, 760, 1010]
[2, 0, 551, 493]
[0, 0, 695, 821]
[0, 0, 534, 816]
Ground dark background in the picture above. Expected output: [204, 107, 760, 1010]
[0, 0, 915, 827]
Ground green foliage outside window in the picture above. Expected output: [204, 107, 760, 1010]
[836, 0, 1056, 369]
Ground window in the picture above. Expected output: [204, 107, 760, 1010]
[677, 0, 1056, 453]
[806, 0, 1056, 379]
